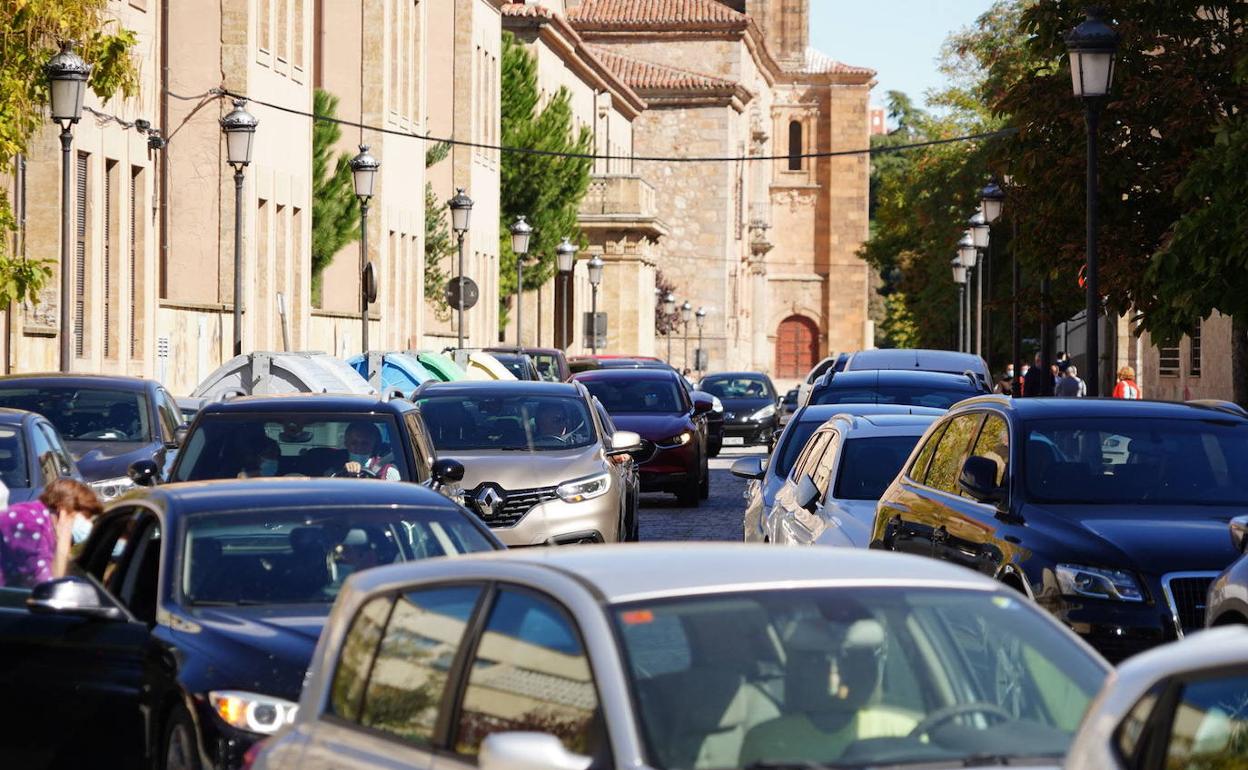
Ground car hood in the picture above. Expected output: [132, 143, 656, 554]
[719, 397, 774, 415]
[1028, 504, 1244, 574]
[608, 413, 693, 441]
[66, 440, 154, 481]
[441, 445, 603, 490]
[177, 604, 328, 700]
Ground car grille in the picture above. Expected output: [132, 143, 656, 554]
[467, 484, 558, 528]
[1162, 572, 1219, 637]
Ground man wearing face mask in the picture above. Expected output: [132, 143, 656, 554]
[238, 438, 282, 478]
[340, 422, 401, 480]
[0, 478, 103, 588]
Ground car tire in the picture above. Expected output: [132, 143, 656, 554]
[708, 439, 721, 458]
[161, 704, 203, 770]
[677, 476, 700, 507]
[699, 461, 710, 500]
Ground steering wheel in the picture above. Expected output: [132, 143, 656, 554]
[329, 467, 379, 479]
[906, 702, 1013, 738]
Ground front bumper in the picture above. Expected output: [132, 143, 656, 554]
[191, 696, 264, 770]
[637, 442, 699, 492]
[720, 418, 777, 445]
[1040, 595, 1174, 664]
[470, 487, 623, 547]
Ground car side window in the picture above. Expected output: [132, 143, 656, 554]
[454, 588, 603, 759]
[810, 433, 840, 500]
[328, 595, 394, 721]
[354, 585, 482, 745]
[593, 398, 615, 439]
[404, 413, 434, 483]
[970, 414, 1010, 488]
[792, 432, 832, 482]
[907, 423, 947, 482]
[36, 423, 75, 479]
[156, 389, 181, 442]
[1162, 673, 1248, 769]
[116, 518, 161, 624]
[28, 424, 58, 486]
[923, 414, 984, 494]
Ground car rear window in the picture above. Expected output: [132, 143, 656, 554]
[812, 384, 975, 410]
[833, 435, 923, 500]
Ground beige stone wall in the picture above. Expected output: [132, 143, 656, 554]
[1133, 312, 1233, 402]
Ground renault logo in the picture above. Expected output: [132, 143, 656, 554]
[476, 486, 506, 518]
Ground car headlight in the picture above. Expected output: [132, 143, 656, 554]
[556, 472, 611, 503]
[656, 431, 693, 448]
[209, 690, 299, 734]
[711, 396, 724, 414]
[749, 404, 776, 421]
[1055, 564, 1144, 602]
[89, 476, 136, 502]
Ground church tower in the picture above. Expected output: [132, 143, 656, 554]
[729, 0, 808, 67]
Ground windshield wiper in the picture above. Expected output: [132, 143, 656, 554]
[960, 753, 1062, 767]
[190, 599, 271, 606]
[742, 761, 865, 770]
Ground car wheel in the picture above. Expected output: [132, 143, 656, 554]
[708, 439, 721, 458]
[161, 704, 202, 770]
[677, 475, 700, 507]
[699, 460, 710, 500]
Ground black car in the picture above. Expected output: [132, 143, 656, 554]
[808, 369, 987, 410]
[166, 393, 463, 490]
[486, 351, 541, 380]
[0, 374, 187, 501]
[841, 348, 991, 389]
[872, 396, 1248, 662]
[697, 372, 780, 448]
[0, 478, 501, 769]
[0, 408, 84, 502]
[780, 388, 799, 425]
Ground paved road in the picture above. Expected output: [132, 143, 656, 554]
[639, 446, 767, 542]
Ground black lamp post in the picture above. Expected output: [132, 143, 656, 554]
[695, 307, 707, 376]
[970, 212, 990, 360]
[46, 42, 91, 372]
[981, 179, 1013, 391]
[588, 256, 604, 354]
[555, 237, 577, 349]
[447, 188, 473, 349]
[1066, 7, 1118, 396]
[220, 98, 258, 358]
[349, 144, 379, 355]
[952, 259, 968, 352]
[662, 292, 676, 364]
[509, 216, 533, 347]
[680, 300, 693, 371]
[957, 234, 977, 354]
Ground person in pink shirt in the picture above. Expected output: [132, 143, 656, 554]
[0, 478, 103, 588]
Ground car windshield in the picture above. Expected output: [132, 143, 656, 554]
[700, 376, 773, 400]
[833, 435, 923, 501]
[581, 378, 686, 414]
[1024, 417, 1248, 505]
[774, 421, 822, 478]
[613, 586, 1104, 770]
[173, 414, 410, 482]
[530, 354, 562, 382]
[0, 427, 29, 488]
[493, 355, 531, 379]
[813, 384, 973, 410]
[416, 394, 595, 451]
[0, 386, 151, 442]
[182, 506, 494, 605]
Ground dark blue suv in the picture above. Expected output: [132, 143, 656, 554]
[872, 396, 1248, 662]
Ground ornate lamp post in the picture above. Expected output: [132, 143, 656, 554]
[970, 212, 991, 359]
[447, 189, 473, 349]
[220, 98, 258, 358]
[662, 292, 676, 364]
[695, 307, 707, 376]
[555, 237, 578, 349]
[587, 255, 604, 354]
[1066, 7, 1118, 396]
[680, 301, 693, 371]
[349, 145, 380, 355]
[958, 233, 978, 356]
[952, 259, 968, 352]
[981, 179, 1015, 392]
[509, 216, 533, 347]
[45, 42, 91, 371]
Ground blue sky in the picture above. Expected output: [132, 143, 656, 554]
[809, 1, 996, 111]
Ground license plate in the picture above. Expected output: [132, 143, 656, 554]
[723, 437, 745, 446]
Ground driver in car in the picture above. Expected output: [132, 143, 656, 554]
[534, 403, 574, 444]
[341, 421, 401, 480]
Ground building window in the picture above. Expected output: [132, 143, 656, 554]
[259, 0, 272, 54]
[1158, 341, 1180, 377]
[103, 160, 119, 359]
[292, 0, 304, 71]
[130, 166, 144, 359]
[74, 152, 89, 358]
[277, 0, 288, 63]
[1189, 323, 1201, 377]
[787, 120, 802, 171]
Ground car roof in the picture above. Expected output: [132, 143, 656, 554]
[349, 543, 1000, 604]
[199, 393, 413, 414]
[845, 349, 988, 373]
[794, 403, 946, 423]
[571, 368, 681, 382]
[485, 347, 563, 356]
[701, 371, 772, 380]
[0, 408, 34, 425]
[829, 413, 940, 435]
[125, 477, 455, 517]
[822, 369, 981, 387]
[415, 381, 581, 397]
[0, 373, 154, 391]
[952, 395, 1248, 422]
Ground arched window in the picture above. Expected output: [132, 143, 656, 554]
[787, 120, 803, 171]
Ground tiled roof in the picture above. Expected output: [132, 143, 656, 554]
[568, 0, 748, 29]
[587, 45, 735, 92]
[500, 2, 556, 19]
[793, 46, 876, 77]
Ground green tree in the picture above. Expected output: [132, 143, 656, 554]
[0, 0, 138, 309]
[310, 89, 359, 306]
[423, 141, 452, 317]
[499, 32, 593, 329]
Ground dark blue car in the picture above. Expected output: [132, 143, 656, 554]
[0, 478, 501, 769]
[0, 407, 85, 503]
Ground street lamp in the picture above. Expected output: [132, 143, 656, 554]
[220, 98, 258, 358]
[662, 292, 676, 364]
[695, 307, 707, 375]
[980, 180, 1005, 224]
[587, 255, 604, 354]
[555, 237, 578, 349]
[680, 300, 693, 371]
[509, 215, 533, 347]
[969, 212, 990, 359]
[1066, 7, 1118, 396]
[349, 144, 380, 355]
[957, 233, 977, 269]
[951, 258, 968, 352]
[46, 42, 91, 372]
[983, 180, 1019, 394]
[447, 188, 473, 349]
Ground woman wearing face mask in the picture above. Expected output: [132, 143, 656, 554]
[0, 478, 103, 588]
[340, 422, 401, 480]
[238, 438, 282, 478]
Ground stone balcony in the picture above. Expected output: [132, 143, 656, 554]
[578, 174, 668, 240]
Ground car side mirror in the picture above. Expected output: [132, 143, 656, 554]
[1231, 515, 1248, 554]
[27, 577, 126, 622]
[480, 732, 591, 770]
[432, 458, 465, 485]
[607, 430, 642, 456]
[691, 394, 714, 414]
[796, 474, 820, 514]
[730, 457, 766, 480]
[127, 459, 161, 487]
[958, 455, 1004, 504]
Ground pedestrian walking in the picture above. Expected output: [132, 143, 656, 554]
[1022, 353, 1055, 397]
[0, 479, 103, 588]
[1112, 366, 1142, 399]
[1055, 364, 1087, 398]
[994, 365, 1014, 395]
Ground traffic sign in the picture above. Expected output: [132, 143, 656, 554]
[444, 277, 479, 310]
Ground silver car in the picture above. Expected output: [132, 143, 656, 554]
[252, 544, 1109, 770]
[766, 412, 937, 547]
[415, 380, 641, 546]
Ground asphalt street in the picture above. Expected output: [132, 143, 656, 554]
[639, 446, 766, 542]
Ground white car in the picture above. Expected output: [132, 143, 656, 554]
[252, 544, 1109, 770]
[767, 412, 937, 547]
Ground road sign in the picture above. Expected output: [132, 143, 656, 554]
[444, 277, 479, 310]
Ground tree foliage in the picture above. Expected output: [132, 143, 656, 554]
[309, 89, 359, 306]
[423, 141, 452, 316]
[499, 31, 593, 328]
[0, 0, 138, 309]
[654, 269, 680, 336]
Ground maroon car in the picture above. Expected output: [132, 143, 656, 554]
[572, 368, 711, 506]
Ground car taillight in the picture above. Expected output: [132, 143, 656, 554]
[241, 738, 271, 770]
